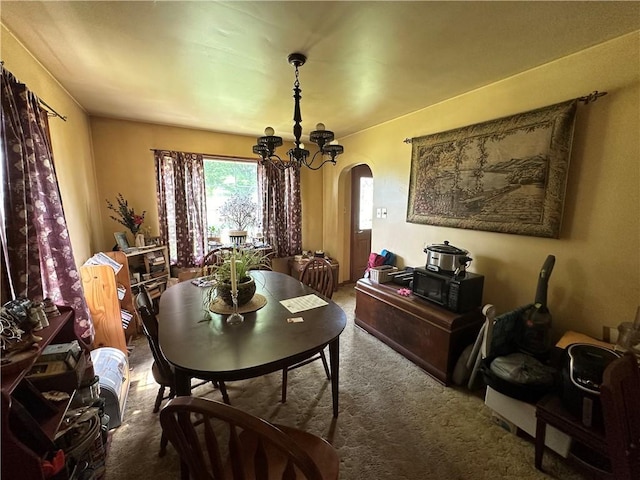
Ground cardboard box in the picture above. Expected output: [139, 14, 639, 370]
[485, 386, 572, 457]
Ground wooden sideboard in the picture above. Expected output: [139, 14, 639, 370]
[355, 279, 484, 385]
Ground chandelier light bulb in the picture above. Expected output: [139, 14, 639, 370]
[264, 126, 275, 136]
[315, 123, 325, 131]
[299, 143, 305, 149]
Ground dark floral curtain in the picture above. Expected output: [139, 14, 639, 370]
[154, 150, 207, 267]
[257, 162, 302, 257]
[1, 66, 93, 344]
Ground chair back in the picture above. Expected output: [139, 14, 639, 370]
[600, 353, 640, 480]
[135, 286, 173, 380]
[300, 258, 334, 299]
[159, 396, 326, 480]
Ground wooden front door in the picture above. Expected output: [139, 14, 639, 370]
[350, 164, 373, 282]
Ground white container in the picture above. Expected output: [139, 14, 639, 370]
[91, 347, 130, 429]
[485, 386, 572, 457]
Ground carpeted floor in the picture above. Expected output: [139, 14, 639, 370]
[105, 283, 586, 479]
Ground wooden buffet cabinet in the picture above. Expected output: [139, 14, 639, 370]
[355, 279, 484, 385]
[1, 307, 88, 480]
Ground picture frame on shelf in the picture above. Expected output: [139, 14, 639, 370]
[114, 231, 130, 251]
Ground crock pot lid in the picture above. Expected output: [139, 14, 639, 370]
[426, 240, 467, 255]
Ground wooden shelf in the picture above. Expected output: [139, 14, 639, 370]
[1, 307, 86, 480]
[1, 308, 75, 394]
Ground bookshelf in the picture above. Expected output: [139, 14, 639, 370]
[103, 251, 140, 337]
[1, 307, 88, 480]
[125, 245, 169, 299]
[84, 246, 169, 341]
[79, 264, 128, 354]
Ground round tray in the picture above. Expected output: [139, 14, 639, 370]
[209, 293, 267, 315]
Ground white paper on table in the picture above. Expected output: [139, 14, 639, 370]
[280, 294, 328, 313]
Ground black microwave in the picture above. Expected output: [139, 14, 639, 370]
[412, 267, 484, 313]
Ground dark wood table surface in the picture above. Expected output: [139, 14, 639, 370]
[158, 270, 347, 416]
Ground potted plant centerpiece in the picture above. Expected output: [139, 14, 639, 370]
[203, 248, 271, 308]
[219, 194, 257, 245]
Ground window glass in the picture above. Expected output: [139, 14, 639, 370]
[204, 158, 258, 244]
[359, 177, 373, 230]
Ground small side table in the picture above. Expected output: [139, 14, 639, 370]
[535, 394, 610, 476]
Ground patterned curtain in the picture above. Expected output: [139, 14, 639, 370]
[154, 150, 207, 267]
[257, 163, 302, 257]
[1, 67, 94, 345]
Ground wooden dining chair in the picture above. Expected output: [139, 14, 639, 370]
[201, 247, 225, 267]
[600, 352, 640, 480]
[281, 258, 334, 403]
[159, 396, 339, 480]
[299, 257, 335, 299]
[135, 287, 230, 456]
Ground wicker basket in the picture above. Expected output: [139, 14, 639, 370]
[369, 266, 398, 284]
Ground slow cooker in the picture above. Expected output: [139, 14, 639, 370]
[423, 240, 472, 274]
[561, 343, 621, 427]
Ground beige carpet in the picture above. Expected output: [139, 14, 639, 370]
[105, 284, 586, 479]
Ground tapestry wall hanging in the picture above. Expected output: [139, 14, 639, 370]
[407, 100, 577, 238]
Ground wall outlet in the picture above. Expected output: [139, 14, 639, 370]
[376, 208, 382, 218]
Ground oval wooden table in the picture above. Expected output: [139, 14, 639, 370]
[159, 270, 347, 417]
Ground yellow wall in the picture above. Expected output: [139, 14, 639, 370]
[329, 32, 640, 340]
[4, 19, 638, 342]
[89, 117, 322, 253]
[1, 25, 101, 265]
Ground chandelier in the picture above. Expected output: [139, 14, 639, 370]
[252, 53, 344, 170]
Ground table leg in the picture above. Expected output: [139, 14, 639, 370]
[175, 369, 192, 397]
[535, 417, 546, 470]
[329, 339, 339, 417]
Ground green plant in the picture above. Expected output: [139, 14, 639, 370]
[219, 194, 257, 231]
[207, 248, 271, 283]
[207, 225, 220, 237]
[201, 248, 272, 308]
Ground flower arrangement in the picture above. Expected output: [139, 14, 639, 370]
[106, 194, 146, 235]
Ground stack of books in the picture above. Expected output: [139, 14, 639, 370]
[146, 250, 166, 278]
[83, 252, 122, 274]
[121, 309, 134, 330]
[27, 341, 82, 378]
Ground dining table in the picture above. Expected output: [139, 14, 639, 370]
[158, 270, 347, 417]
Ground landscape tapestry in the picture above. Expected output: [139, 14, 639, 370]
[407, 100, 577, 238]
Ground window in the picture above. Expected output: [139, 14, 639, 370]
[204, 157, 259, 243]
[359, 177, 373, 230]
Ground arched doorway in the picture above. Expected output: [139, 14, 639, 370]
[349, 164, 373, 282]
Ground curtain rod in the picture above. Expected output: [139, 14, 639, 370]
[2, 60, 67, 121]
[38, 98, 67, 121]
[150, 149, 255, 162]
[403, 90, 607, 144]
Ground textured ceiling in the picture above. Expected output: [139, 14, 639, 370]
[2, 1, 639, 142]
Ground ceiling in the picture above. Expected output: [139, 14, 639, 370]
[2, 1, 639, 143]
